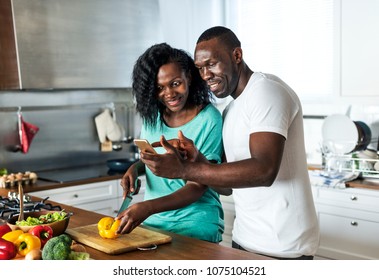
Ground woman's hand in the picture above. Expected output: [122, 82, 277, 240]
[120, 163, 141, 199]
[116, 202, 152, 234]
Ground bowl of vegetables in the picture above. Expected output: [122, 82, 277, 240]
[7, 210, 72, 236]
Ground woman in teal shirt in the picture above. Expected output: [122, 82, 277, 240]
[117, 43, 224, 243]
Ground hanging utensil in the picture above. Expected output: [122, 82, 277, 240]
[18, 107, 40, 154]
[17, 182, 24, 222]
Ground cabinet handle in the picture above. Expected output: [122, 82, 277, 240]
[350, 221, 358, 226]
[350, 195, 357, 201]
[73, 194, 79, 198]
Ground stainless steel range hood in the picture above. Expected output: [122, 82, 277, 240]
[7, 0, 162, 89]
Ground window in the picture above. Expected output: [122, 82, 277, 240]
[226, 0, 334, 99]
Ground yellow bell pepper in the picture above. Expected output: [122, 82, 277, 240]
[97, 217, 120, 239]
[1, 229, 23, 243]
[14, 233, 41, 256]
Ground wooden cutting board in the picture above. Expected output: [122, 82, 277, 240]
[66, 224, 172, 255]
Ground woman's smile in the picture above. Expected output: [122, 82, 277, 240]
[166, 96, 183, 108]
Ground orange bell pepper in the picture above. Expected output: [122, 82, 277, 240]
[97, 217, 120, 239]
[1, 229, 23, 243]
[14, 233, 41, 256]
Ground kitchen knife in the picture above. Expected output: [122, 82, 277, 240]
[117, 193, 133, 216]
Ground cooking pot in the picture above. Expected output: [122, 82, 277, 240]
[322, 114, 372, 154]
[106, 159, 136, 172]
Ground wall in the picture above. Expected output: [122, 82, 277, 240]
[0, 90, 139, 172]
[158, 0, 225, 53]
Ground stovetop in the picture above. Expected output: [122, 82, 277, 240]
[0, 192, 62, 224]
[37, 164, 122, 183]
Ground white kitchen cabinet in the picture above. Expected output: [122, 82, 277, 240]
[340, 0, 379, 97]
[312, 186, 379, 259]
[219, 194, 235, 247]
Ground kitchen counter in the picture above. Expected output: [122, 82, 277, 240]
[5, 164, 125, 193]
[0, 188, 271, 260]
[17, 164, 379, 193]
[308, 165, 379, 191]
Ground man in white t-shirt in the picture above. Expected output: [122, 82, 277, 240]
[141, 26, 320, 260]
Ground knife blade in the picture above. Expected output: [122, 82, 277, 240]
[117, 193, 133, 216]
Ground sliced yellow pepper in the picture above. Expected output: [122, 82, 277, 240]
[1, 229, 23, 243]
[97, 217, 121, 239]
[14, 232, 41, 256]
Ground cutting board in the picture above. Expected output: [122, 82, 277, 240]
[66, 224, 172, 255]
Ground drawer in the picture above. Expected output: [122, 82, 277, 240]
[30, 180, 118, 206]
[314, 187, 379, 212]
[317, 211, 379, 259]
[75, 198, 120, 216]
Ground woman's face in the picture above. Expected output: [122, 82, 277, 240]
[156, 62, 191, 113]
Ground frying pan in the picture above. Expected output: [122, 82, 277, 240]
[106, 159, 136, 172]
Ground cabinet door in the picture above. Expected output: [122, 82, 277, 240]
[316, 203, 379, 260]
[74, 198, 120, 217]
[30, 180, 118, 207]
[340, 0, 379, 96]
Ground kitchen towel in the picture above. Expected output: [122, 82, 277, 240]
[309, 170, 359, 188]
[94, 108, 123, 143]
[18, 112, 39, 154]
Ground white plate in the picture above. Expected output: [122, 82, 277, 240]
[322, 114, 358, 154]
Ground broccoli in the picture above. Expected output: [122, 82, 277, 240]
[42, 234, 72, 260]
[68, 251, 90, 260]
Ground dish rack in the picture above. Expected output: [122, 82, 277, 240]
[323, 153, 379, 179]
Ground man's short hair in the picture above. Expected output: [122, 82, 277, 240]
[196, 26, 241, 51]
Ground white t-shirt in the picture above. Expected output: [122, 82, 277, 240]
[223, 72, 319, 258]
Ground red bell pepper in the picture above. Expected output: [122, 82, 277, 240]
[0, 224, 12, 238]
[0, 238, 17, 260]
[29, 225, 53, 248]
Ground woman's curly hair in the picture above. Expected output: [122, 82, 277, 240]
[132, 43, 211, 128]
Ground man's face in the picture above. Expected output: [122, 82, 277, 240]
[194, 38, 239, 99]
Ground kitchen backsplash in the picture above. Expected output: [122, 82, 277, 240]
[0, 89, 137, 172]
[1, 90, 378, 171]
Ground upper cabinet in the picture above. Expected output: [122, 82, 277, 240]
[340, 0, 379, 97]
[0, 0, 162, 90]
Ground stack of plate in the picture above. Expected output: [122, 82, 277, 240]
[322, 114, 371, 155]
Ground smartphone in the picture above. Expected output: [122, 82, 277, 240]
[133, 139, 157, 154]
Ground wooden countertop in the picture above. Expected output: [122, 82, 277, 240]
[0, 188, 271, 260]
